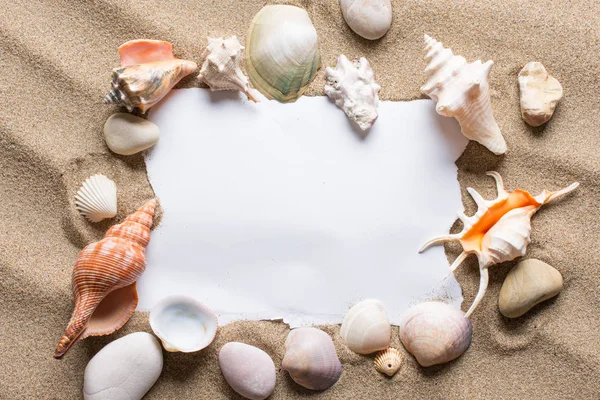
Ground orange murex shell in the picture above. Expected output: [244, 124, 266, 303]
[103, 39, 197, 113]
[419, 172, 578, 317]
[54, 199, 157, 359]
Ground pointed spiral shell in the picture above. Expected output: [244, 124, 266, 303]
[54, 199, 157, 358]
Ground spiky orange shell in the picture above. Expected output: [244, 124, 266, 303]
[54, 199, 157, 359]
[419, 172, 578, 317]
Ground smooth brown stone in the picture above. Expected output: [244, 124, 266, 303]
[499, 259, 563, 318]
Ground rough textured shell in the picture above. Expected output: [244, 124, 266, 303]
[340, 0, 392, 40]
[325, 55, 380, 130]
[149, 295, 218, 352]
[340, 299, 391, 354]
[399, 302, 472, 367]
[518, 62, 563, 127]
[246, 5, 321, 103]
[422, 35, 507, 155]
[54, 199, 157, 358]
[198, 36, 260, 102]
[498, 259, 563, 318]
[104, 40, 197, 113]
[419, 171, 578, 317]
[282, 327, 342, 391]
[75, 174, 117, 222]
[374, 347, 402, 376]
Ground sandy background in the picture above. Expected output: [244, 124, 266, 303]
[1, 0, 599, 398]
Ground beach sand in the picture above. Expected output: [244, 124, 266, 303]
[1, 0, 599, 398]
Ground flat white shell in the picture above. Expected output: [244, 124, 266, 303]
[75, 174, 117, 222]
[83, 332, 163, 400]
[149, 295, 218, 352]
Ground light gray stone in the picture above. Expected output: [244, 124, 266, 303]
[83, 332, 163, 400]
[104, 113, 160, 155]
[219, 342, 276, 400]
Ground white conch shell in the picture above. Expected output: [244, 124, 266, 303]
[340, 0, 393, 40]
[422, 35, 507, 155]
[340, 299, 391, 354]
[374, 347, 402, 377]
[325, 55, 380, 130]
[518, 62, 563, 127]
[198, 36, 260, 102]
[419, 171, 579, 317]
[75, 174, 117, 222]
[149, 295, 218, 353]
[246, 5, 321, 103]
[399, 302, 472, 367]
[282, 327, 342, 391]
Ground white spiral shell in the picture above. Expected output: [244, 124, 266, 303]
[74, 174, 117, 222]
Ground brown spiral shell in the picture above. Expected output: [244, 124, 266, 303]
[54, 199, 157, 359]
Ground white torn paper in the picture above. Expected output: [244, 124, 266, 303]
[139, 88, 468, 327]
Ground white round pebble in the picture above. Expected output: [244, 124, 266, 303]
[83, 332, 163, 400]
[340, 0, 393, 40]
[103, 113, 160, 155]
[219, 342, 276, 400]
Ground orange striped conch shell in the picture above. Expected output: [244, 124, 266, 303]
[103, 40, 197, 113]
[419, 172, 578, 318]
[54, 199, 157, 359]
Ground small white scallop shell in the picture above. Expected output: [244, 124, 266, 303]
[75, 174, 117, 222]
[149, 295, 218, 353]
[198, 36, 260, 102]
[340, 299, 391, 355]
[325, 55, 380, 131]
[282, 327, 343, 391]
[399, 302, 472, 367]
[374, 347, 402, 377]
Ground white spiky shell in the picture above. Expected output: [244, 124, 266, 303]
[75, 174, 117, 222]
[198, 36, 260, 102]
[421, 35, 507, 155]
[325, 55, 380, 131]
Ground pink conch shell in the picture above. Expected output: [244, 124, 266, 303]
[422, 35, 507, 155]
[54, 199, 157, 359]
[419, 172, 578, 317]
[103, 40, 197, 113]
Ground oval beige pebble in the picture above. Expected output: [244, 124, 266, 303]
[104, 113, 160, 155]
[219, 342, 276, 400]
[340, 0, 392, 40]
[83, 332, 163, 400]
[499, 259, 563, 318]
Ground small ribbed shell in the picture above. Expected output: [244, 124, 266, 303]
[399, 302, 472, 367]
[103, 40, 197, 113]
[340, 299, 391, 354]
[54, 199, 157, 358]
[421, 35, 507, 155]
[75, 174, 117, 222]
[198, 36, 260, 102]
[419, 171, 578, 317]
[282, 327, 342, 391]
[374, 348, 402, 376]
